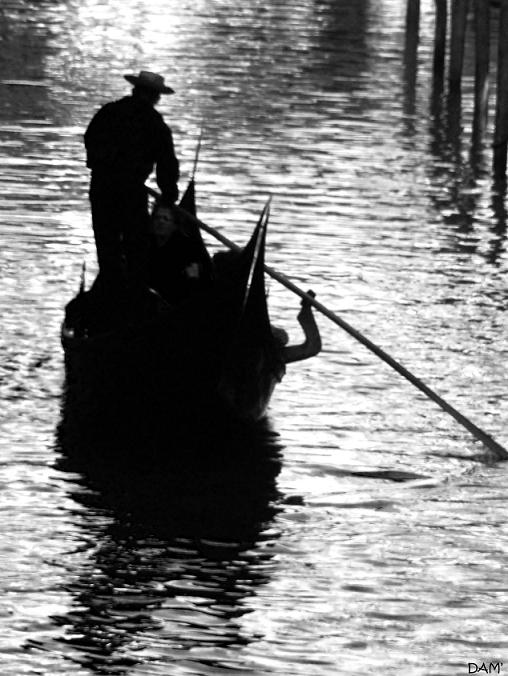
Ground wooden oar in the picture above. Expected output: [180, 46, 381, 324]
[169, 202, 508, 460]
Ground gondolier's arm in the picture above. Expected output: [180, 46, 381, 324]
[275, 292, 322, 364]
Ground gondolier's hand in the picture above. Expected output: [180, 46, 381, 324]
[298, 290, 316, 322]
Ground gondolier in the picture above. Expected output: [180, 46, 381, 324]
[84, 70, 180, 288]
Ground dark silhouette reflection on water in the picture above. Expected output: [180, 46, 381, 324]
[425, 83, 507, 262]
[398, 6, 507, 264]
[416, 32, 508, 265]
[50, 404, 284, 674]
[489, 179, 508, 264]
[430, 93, 477, 245]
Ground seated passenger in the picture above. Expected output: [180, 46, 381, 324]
[272, 291, 322, 364]
[148, 203, 213, 303]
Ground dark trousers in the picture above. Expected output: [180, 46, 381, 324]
[89, 181, 150, 288]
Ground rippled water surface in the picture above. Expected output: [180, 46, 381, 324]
[1, 1, 508, 674]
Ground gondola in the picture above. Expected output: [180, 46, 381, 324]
[61, 193, 320, 432]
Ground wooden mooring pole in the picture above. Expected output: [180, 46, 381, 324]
[449, 0, 470, 96]
[405, 0, 421, 46]
[472, 0, 491, 147]
[404, 0, 421, 98]
[433, 0, 448, 90]
[493, 0, 508, 180]
[407, 0, 508, 179]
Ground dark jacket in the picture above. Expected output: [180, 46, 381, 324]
[84, 95, 179, 202]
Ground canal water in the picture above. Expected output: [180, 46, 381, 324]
[1, 0, 508, 674]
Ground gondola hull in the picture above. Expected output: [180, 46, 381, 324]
[62, 303, 284, 427]
[61, 212, 286, 430]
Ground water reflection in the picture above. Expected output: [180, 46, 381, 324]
[51, 408, 283, 673]
[437, 122, 506, 263]
[420, 9, 508, 264]
[489, 180, 508, 264]
[429, 99, 476, 242]
[402, 0, 419, 127]
[0, 1, 73, 125]
[1, 1, 507, 673]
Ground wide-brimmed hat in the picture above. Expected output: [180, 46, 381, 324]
[124, 70, 174, 94]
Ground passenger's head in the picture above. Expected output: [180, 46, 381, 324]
[212, 250, 243, 280]
[151, 204, 178, 246]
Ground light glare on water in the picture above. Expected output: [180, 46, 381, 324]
[1, 1, 508, 675]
